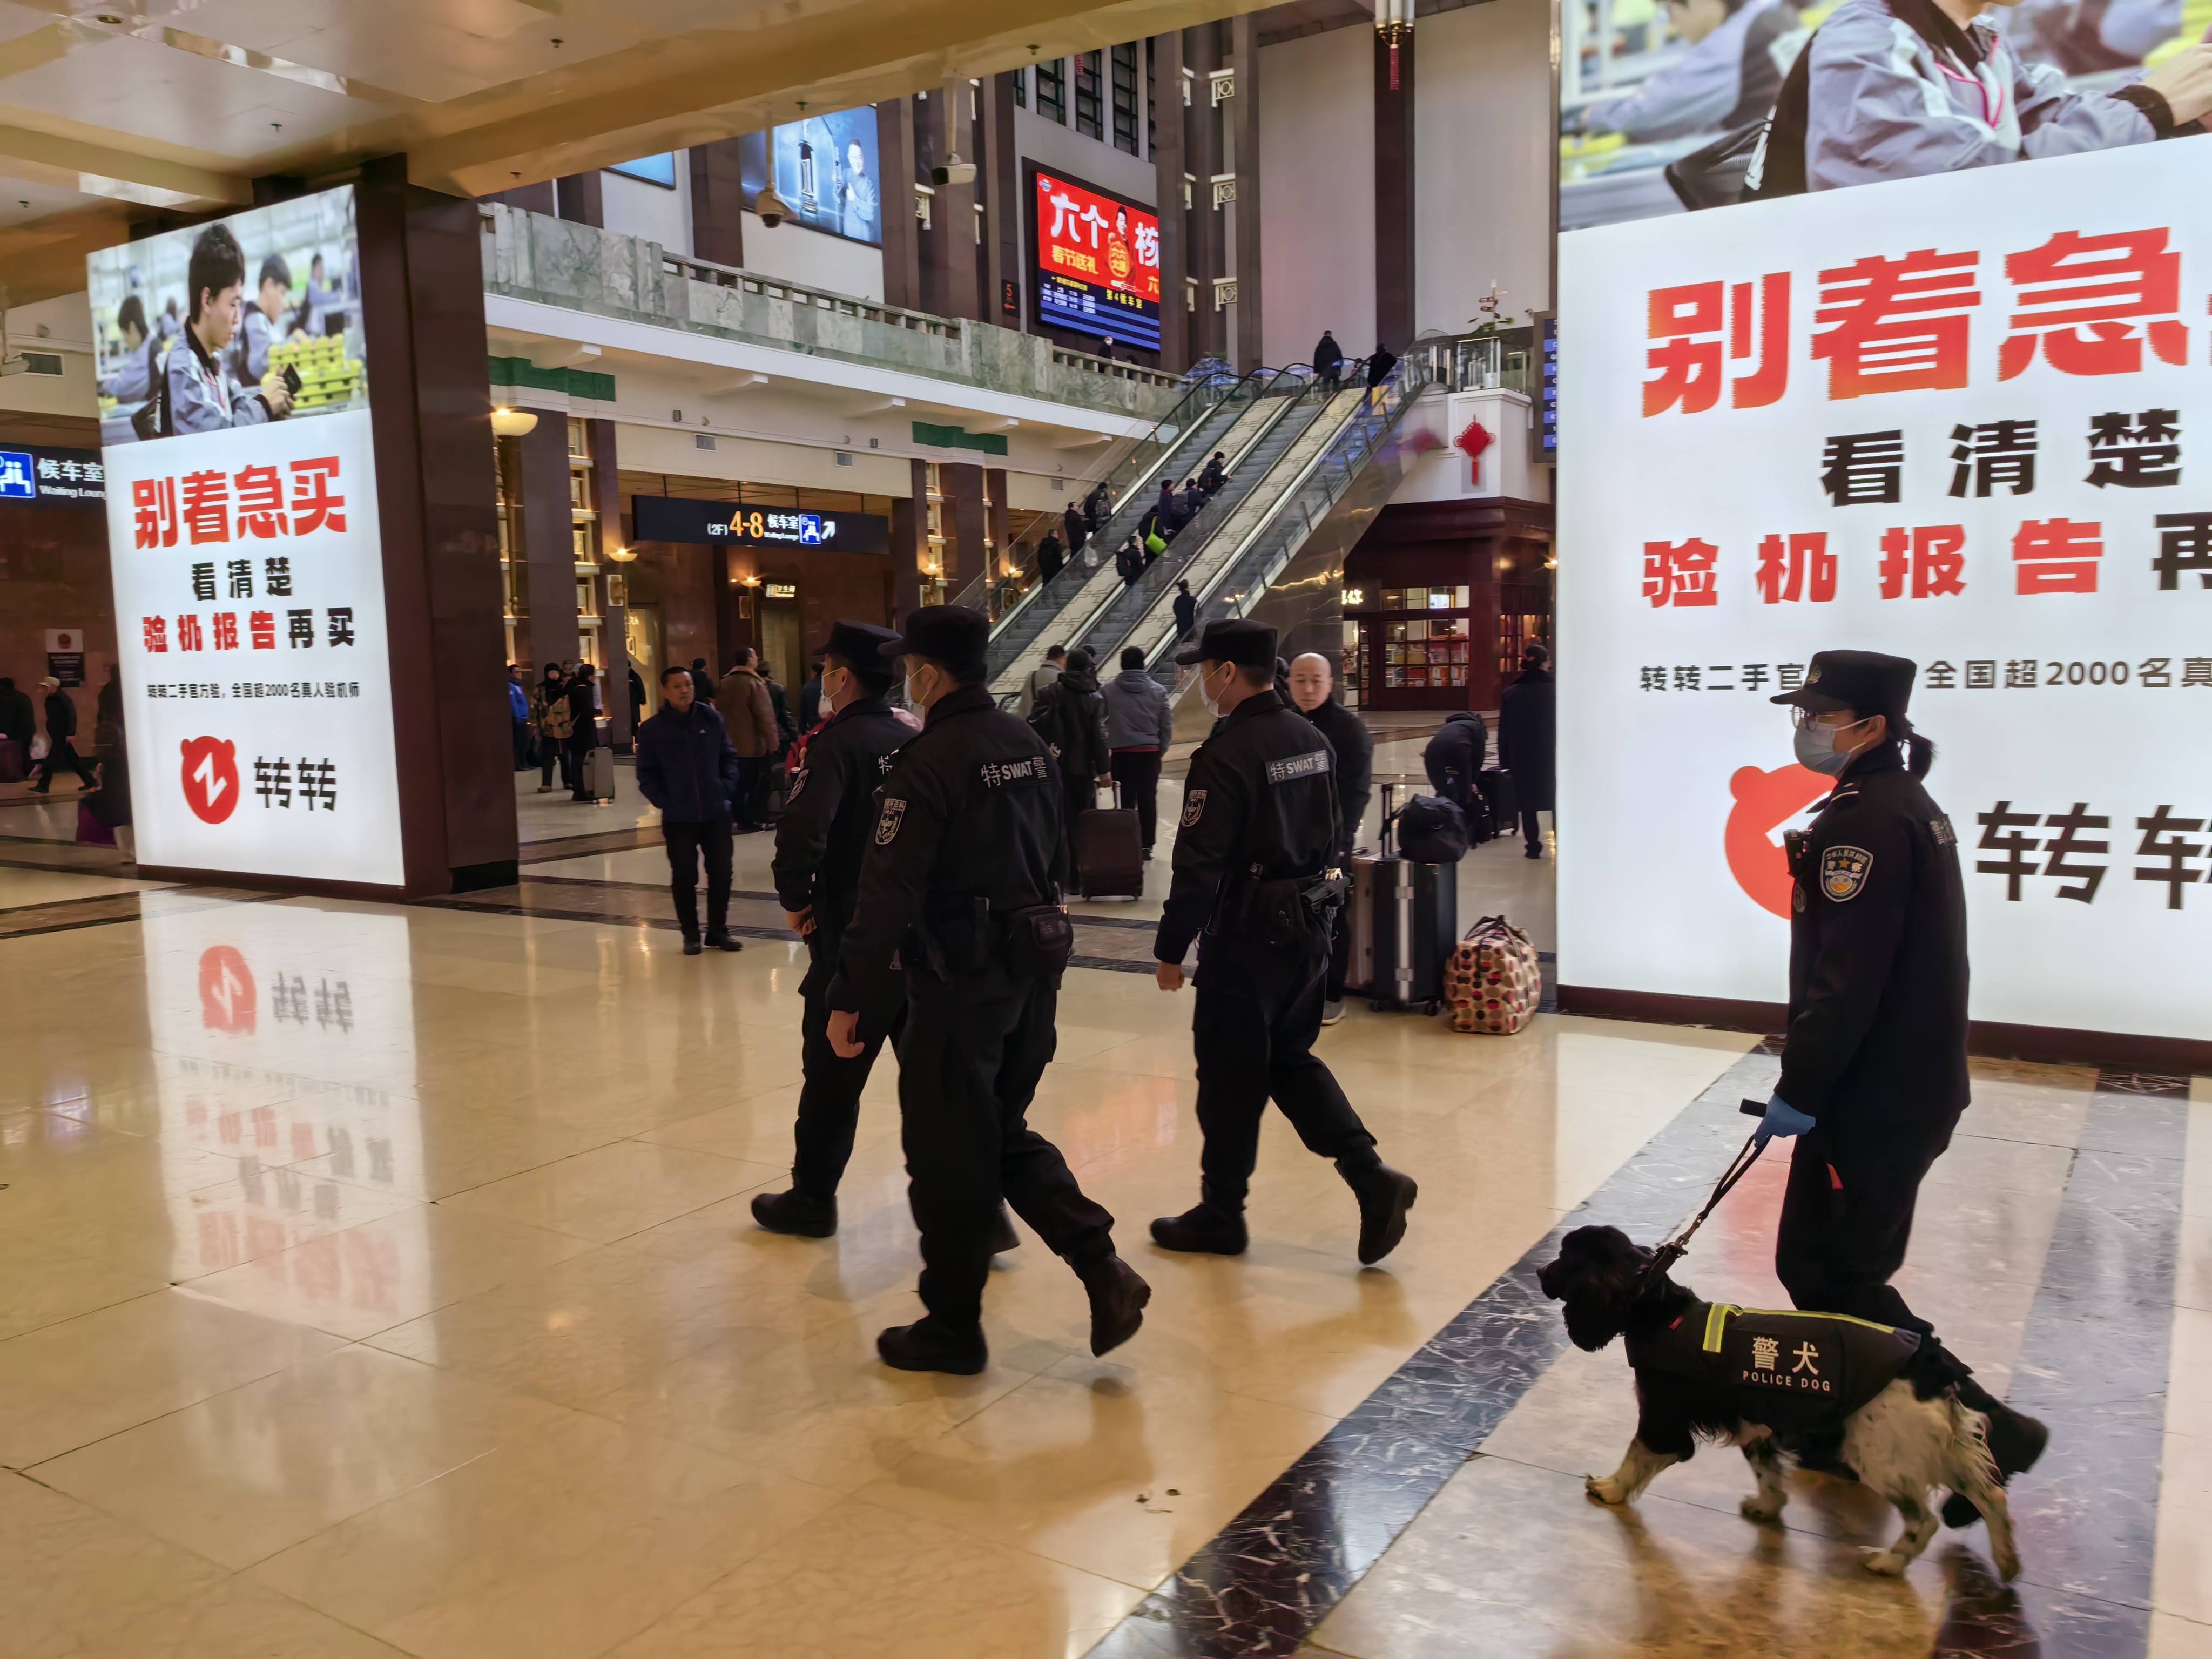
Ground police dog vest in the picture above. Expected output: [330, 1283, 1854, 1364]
[1626, 1301, 1921, 1435]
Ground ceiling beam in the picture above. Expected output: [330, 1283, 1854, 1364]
[0, 122, 252, 209]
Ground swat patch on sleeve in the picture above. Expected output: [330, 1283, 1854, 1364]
[875, 798, 907, 845]
[1181, 788, 1207, 828]
[1265, 750, 1332, 785]
[1819, 844, 1873, 902]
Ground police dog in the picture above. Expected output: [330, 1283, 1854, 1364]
[1536, 1224, 2019, 1580]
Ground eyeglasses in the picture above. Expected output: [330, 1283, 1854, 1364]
[1790, 706, 1864, 731]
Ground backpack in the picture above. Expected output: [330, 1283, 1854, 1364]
[1444, 915, 1542, 1035]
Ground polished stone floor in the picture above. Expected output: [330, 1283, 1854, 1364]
[0, 786, 2197, 1658]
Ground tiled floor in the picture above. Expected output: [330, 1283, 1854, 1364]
[0, 767, 2196, 1658]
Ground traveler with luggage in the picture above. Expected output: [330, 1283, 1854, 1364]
[1029, 646, 1111, 882]
[1287, 652, 1373, 1022]
[633, 664, 743, 955]
[754, 623, 919, 1236]
[825, 606, 1149, 1374]
[533, 663, 571, 793]
[1422, 709, 1488, 819]
[1101, 646, 1174, 861]
[1498, 643, 1556, 859]
[1149, 619, 1418, 1264]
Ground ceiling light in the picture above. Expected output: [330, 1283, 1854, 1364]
[607, 544, 636, 562]
[490, 406, 539, 437]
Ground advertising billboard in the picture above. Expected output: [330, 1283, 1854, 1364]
[632, 494, 890, 553]
[89, 186, 402, 888]
[1028, 165, 1162, 353]
[739, 108, 882, 246]
[1557, 0, 2209, 230]
[1556, 134, 2212, 1046]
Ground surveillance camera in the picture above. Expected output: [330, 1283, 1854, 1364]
[932, 155, 978, 187]
[754, 186, 791, 229]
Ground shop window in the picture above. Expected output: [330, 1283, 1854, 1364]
[1075, 51, 1103, 139]
[1037, 59, 1067, 124]
[1013, 68, 1026, 108]
[1111, 45, 1140, 154]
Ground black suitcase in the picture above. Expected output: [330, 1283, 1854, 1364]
[1478, 766, 1518, 834]
[1076, 785, 1144, 899]
[1362, 784, 1458, 1013]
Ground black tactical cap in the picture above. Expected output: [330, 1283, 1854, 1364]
[1174, 617, 1277, 668]
[882, 605, 988, 678]
[1770, 649, 1916, 719]
[818, 620, 899, 672]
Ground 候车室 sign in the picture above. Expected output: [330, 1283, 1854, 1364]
[1556, 134, 2212, 1049]
[0, 447, 106, 505]
[631, 494, 889, 554]
[1029, 165, 1162, 354]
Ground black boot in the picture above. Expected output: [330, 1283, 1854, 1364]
[1943, 1375, 2049, 1528]
[878, 1317, 987, 1375]
[988, 1205, 1021, 1255]
[1081, 1256, 1151, 1357]
[1339, 1155, 1418, 1265]
[1149, 1202, 1248, 1255]
[751, 1189, 837, 1238]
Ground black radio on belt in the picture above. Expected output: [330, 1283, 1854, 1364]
[1782, 828, 1812, 880]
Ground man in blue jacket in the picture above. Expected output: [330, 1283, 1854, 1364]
[634, 664, 744, 955]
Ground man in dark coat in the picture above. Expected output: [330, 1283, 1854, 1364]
[1365, 342, 1399, 388]
[1030, 646, 1111, 881]
[30, 677, 97, 793]
[1036, 530, 1065, 584]
[1313, 329, 1344, 390]
[1498, 643, 1557, 859]
[1063, 500, 1088, 559]
[633, 665, 743, 952]
[1422, 711, 1488, 818]
[564, 664, 601, 800]
[1172, 582, 1198, 641]
[0, 676, 34, 751]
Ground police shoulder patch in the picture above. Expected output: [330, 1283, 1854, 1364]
[1819, 844, 1873, 902]
[1927, 815, 1956, 847]
[875, 797, 907, 845]
[1181, 788, 1207, 828]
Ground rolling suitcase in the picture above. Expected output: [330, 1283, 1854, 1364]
[1478, 766, 1517, 834]
[1365, 784, 1458, 1013]
[1076, 784, 1144, 900]
[583, 745, 617, 802]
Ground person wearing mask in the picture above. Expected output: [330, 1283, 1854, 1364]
[1752, 0, 2212, 196]
[1287, 653, 1373, 1023]
[633, 665, 743, 955]
[1031, 646, 1112, 873]
[1017, 644, 1066, 720]
[564, 663, 601, 800]
[1760, 651, 2047, 1527]
[1172, 581, 1198, 642]
[1498, 643, 1557, 858]
[714, 648, 779, 831]
[1423, 709, 1489, 820]
[1576, 0, 1796, 144]
[757, 623, 928, 1236]
[1101, 645, 1174, 860]
[100, 296, 155, 404]
[1313, 329, 1345, 392]
[30, 677, 96, 794]
[165, 225, 294, 435]
[533, 663, 571, 792]
[1149, 620, 1418, 1263]
[826, 607, 1149, 1374]
[1036, 529, 1065, 584]
[235, 253, 292, 387]
[1063, 500, 1089, 561]
[507, 664, 531, 771]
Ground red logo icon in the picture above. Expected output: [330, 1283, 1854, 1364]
[179, 736, 240, 824]
[1725, 764, 1831, 919]
[198, 945, 255, 1033]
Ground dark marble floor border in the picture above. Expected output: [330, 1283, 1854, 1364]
[1085, 1056, 2195, 1659]
[0, 886, 282, 941]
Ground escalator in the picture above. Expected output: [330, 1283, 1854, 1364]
[984, 368, 1304, 692]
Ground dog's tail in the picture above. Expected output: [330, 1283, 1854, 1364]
[1945, 1395, 2002, 1498]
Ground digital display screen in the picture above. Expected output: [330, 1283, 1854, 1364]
[632, 494, 890, 554]
[1029, 165, 1162, 353]
[739, 109, 882, 246]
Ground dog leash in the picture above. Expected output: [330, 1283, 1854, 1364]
[1634, 1100, 1772, 1290]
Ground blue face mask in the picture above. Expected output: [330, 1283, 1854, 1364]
[1793, 717, 1867, 777]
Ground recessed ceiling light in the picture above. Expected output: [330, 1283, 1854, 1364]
[96, 14, 123, 24]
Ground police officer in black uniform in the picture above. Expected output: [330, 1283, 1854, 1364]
[826, 606, 1149, 1374]
[752, 622, 917, 1237]
[1761, 650, 2046, 1521]
[1149, 619, 1418, 1264]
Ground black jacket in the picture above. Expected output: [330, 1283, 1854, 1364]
[1157, 689, 1339, 963]
[0, 686, 32, 745]
[828, 685, 1066, 1033]
[1301, 696, 1373, 859]
[43, 690, 77, 742]
[1627, 1295, 1921, 1437]
[1313, 334, 1344, 374]
[772, 694, 914, 994]
[564, 678, 598, 739]
[1778, 744, 1970, 1132]
[1422, 711, 1488, 809]
[633, 700, 739, 822]
[1172, 591, 1198, 635]
[1033, 669, 1110, 783]
[1498, 668, 1556, 810]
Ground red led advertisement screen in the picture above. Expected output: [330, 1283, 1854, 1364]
[1030, 166, 1162, 353]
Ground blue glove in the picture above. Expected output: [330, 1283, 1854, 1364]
[1755, 1094, 1816, 1148]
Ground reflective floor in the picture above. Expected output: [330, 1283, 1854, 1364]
[0, 784, 2200, 1658]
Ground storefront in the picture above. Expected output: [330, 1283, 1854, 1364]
[1339, 499, 1552, 711]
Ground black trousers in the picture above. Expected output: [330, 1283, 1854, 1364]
[511, 720, 530, 771]
[1325, 901, 1351, 1003]
[567, 730, 596, 798]
[539, 731, 570, 789]
[1520, 805, 1552, 853]
[1109, 750, 1162, 850]
[32, 737, 96, 790]
[792, 976, 895, 1198]
[732, 755, 766, 826]
[1192, 928, 1376, 1208]
[897, 965, 1116, 1332]
[662, 815, 733, 941]
[1775, 1115, 1954, 1343]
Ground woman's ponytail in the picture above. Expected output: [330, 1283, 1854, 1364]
[1894, 713, 1935, 777]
